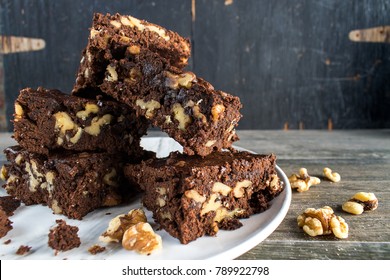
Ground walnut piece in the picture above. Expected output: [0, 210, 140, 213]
[211, 104, 225, 122]
[185, 189, 206, 203]
[14, 103, 24, 120]
[172, 103, 192, 131]
[323, 167, 341, 182]
[100, 209, 147, 243]
[289, 168, 321, 192]
[342, 201, 364, 215]
[297, 206, 348, 239]
[0, 165, 8, 181]
[342, 192, 378, 215]
[106, 65, 118, 82]
[84, 114, 113, 136]
[135, 99, 161, 119]
[233, 180, 252, 198]
[76, 103, 99, 120]
[128, 45, 140, 55]
[122, 222, 162, 255]
[165, 71, 196, 89]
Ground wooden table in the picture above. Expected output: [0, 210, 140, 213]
[1, 130, 389, 259]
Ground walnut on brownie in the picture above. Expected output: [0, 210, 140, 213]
[14, 87, 148, 157]
[1, 146, 137, 220]
[74, 12, 190, 93]
[124, 151, 283, 244]
[74, 50, 242, 156]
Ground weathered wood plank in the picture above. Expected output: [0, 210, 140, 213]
[237, 241, 390, 260]
[0, 130, 389, 259]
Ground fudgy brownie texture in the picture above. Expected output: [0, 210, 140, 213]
[0, 208, 13, 238]
[0, 196, 21, 216]
[125, 151, 284, 244]
[48, 220, 81, 251]
[74, 50, 242, 156]
[13, 87, 148, 157]
[73, 12, 190, 92]
[1, 146, 135, 220]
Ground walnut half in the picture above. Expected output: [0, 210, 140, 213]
[122, 222, 162, 255]
[342, 192, 378, 215]
[99, 209, 147, 243]
[297, 206, 349, 239]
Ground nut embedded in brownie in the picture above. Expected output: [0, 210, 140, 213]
[13, 87, 148, 157]
[1, 146, 137, 220]
[124, 151, 283, 244]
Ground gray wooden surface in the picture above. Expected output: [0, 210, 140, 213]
[1, 130, 389, 259]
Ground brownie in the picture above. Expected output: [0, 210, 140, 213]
[13, 87, 148, 156]
[0, 196, 20, 216]
[124, 151, 284, 244]
[73, 12, 190, 93]
[74, 50, 242, 156]
[88, 244, 106, 255]
[0, 208, 13, 238]
[48, 220, 81, 251]
[1, 146, 136, 220]
[16, 245, 32, 255]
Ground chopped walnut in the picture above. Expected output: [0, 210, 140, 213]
[289, 168, 321, 192]
[211, 104, 225, 122]
[100, 209, 147, 243]
[297, 206, 348, 239]
[122, 222, 162, 255]
[323, 167, 341, 182]
[342, 192, 378, 215]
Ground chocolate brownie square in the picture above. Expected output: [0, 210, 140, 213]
[13, 87, 148, 156]
[74, 12, 190, 93]
[124, 151, 283, 244]
[74, 50, 242, 156]
[1, 146, 137, 220]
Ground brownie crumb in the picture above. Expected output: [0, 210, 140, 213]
[0, 209, 13, 238]
[219, 218, 243, 231]
[0, 196, 20, 216]
[3, 239, 11, 245]
[105, 212, 111, 215]
[48, 219, 81, 252]
[88, 244, 106, 255]
[16, 245, 31, 255]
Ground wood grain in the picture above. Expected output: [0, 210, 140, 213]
[0, 130, 389, 259]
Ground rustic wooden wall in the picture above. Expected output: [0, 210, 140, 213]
[0, 0, 389, 131]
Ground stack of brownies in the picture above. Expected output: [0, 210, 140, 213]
[1, 13, 284, 243]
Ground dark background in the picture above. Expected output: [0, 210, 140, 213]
[0, 0, 389, 131]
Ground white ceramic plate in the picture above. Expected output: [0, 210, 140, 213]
[0, 137, 291, 260]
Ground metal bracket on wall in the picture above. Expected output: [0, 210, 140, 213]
[0, 36, 46, 54]
[349, 26, 390, 43]
[0, 35, 45, 130]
